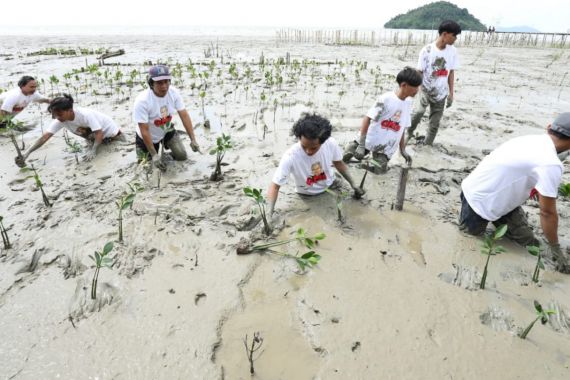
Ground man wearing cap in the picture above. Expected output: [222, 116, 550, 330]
[459, 113, 570, 273]
[1, 75, 50, 127]
[133, 64, 200, 170]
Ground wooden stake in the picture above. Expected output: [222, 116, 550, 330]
[395, 166, 409, 211]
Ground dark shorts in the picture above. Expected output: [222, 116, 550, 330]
[135, 130, 176, 159]
[459, 192, 538, 246]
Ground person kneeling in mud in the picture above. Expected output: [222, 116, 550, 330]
[15, 94, 123, 167]
[460, 113, 570, 273]
[1, 75, 50, 129]
[133, 64, 200, 171]
[342, 66, 422, 173]
[266, 113, 365, 220]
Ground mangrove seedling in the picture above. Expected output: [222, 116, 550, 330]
[479, 224, 507, 290]
[89, 241, 114, 300]
[2, 116, 25, 161]
[324, 188, 348, 223]
[527, 245, 544, 283]
[559, 182, 570, 198]
[519, 300, 556, 339]
[22, 165, 52, 207]
[237, 227, 325, 271]
[243, 186, 271, 235]
[0, 215, 11, 249]
[243, 332, 263, 375]
[65, 137, 82, 164]
[116, 183, 143, 242]
[209, 133, 232, 181]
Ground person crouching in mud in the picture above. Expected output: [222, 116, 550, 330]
[459, 113, 570, 273]
[132, 64, 200, 171]
[266, 113, 365, 222]
[15, 94, 124, 167]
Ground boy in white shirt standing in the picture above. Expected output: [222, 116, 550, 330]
[0, 76, 50, 127]
[133, 65, 200, 171]
[407, 20, 461, 146]
[267, 113, 365, 217]
[342, 67, 422, 173]
[15, 94, 123, 166]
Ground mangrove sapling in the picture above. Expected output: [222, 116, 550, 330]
[558, 182, 570, 198]
[324, 188, 348, 223]
[238, 227, 325, 271]
[89, 242, 114, 300]
[3, 117, 25, 161]
[243, 332, 263, 375]
[116, 183, 143, 242]
[527, 245, 544, 283]
[479, 224, 507, 290]
[22, 165, 52, 207]
[519, 300, 556, 339]
[65, 137, 82, 164]
[243, 186, 271, 235]
[0, 215, 11, 249]
[209, 134, 232, 181]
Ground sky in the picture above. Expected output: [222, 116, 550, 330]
[2, 0, 568, 33]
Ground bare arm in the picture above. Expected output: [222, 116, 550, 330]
[539, 194, 558, 244]
[360, 116, 371, 137]
[90, 130, 105, 155]
[266, 182, 280, 215]
[138, 123, 158, 157]
[177, 109, 197, 143]
[447, 70, 455, 100]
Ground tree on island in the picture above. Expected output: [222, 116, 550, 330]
[384, 1, 486, 31]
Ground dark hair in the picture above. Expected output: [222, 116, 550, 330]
[48, 94, 74, 113]
[396, 67, 423, 87]
[18, 76, 35, 88]
[291, 113, 332, 143]
[147, 77, 171, 89]
[439, 20, 461, 36]
[548, 128, 570, 140]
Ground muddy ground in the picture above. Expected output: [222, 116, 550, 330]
[1, 34, 570, 379]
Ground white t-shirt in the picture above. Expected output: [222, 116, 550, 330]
[0, 87, 47, 115]
[272, 137, 343, 195]
[46, 107, 119, 138]
[133, 86, 185, 143]
[417, 42, 459, 101]
[365, 92, 413, 158]
[462, 134, 563, 221]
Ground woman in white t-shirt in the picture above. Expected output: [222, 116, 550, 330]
[15, 94, 123, 167]
[266, 113, 365, 224]
[0, 76, 50, 127]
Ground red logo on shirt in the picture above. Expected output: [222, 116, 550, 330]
[380, 119, 401, 132]
[306, 162, 327, 186]
[433, 69, 448, 77]
[13, 106, 24, 112]
[154, 115, 172, 127]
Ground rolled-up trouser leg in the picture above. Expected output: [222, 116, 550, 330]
[458, 192, 488, 236]
[371, 151, 389, 174]
[493, 206, 539, 246]
[424, 97, 446, 145]
[165, 132, 187, 161]
[342, 140, 359, 163]
[408, 91, 429, 139]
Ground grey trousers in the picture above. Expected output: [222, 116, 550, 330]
[408, 90, 446, 145]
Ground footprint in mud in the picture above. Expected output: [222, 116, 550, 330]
[438, 263, 482, 291]
[480, 305, 516, 333]
[69, 276, 119, 322]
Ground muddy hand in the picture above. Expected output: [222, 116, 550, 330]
[152, 154, 167, 172]
[549, 243, 570, 274]
[401, 151, 413, 166]
[446, 97, 453, 108]
[353, 186, 366, 199]
[15, 155, 26, 168]
[190, 140, 201, 153]
[354, 145, 366, 160]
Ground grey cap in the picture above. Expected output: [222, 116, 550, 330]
[551, 112, 570, 137]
